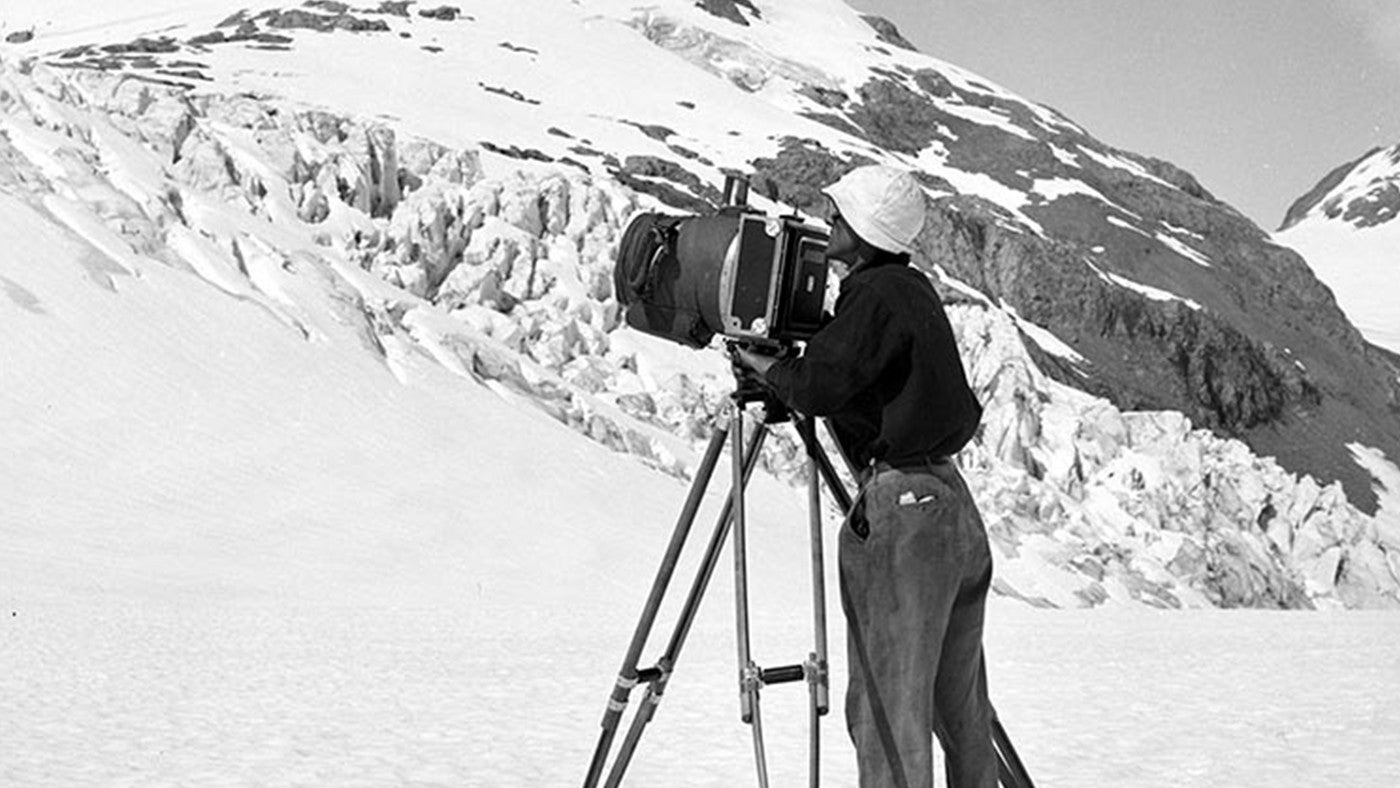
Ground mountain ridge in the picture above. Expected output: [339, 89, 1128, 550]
[2, 0, 1398, 607]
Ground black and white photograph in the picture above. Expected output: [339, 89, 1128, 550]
[2, 1, 1398, 785]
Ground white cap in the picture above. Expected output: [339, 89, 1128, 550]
[822, 165, 926, 254]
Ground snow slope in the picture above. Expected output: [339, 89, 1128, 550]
[1276, 144, 1400, 355]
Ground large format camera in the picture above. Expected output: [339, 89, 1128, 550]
[613, 176, 830, 349]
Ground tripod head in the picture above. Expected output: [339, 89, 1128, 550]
[725, 340, 795, 424]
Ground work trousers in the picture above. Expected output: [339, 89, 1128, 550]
[839, 461, 997, 788]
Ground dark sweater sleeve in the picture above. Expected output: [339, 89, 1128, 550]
[764, 280, 902, 416]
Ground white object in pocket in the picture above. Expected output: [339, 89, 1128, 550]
[897, 491, 938, 506]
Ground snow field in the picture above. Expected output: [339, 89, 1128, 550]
[5, 598, 1400, 786]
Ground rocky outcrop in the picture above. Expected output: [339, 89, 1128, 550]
[695, 0, 762, 26]
[860, 16, 918, 52]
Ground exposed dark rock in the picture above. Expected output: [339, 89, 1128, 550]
[101, 37, 181, 55]
[480, 142, 554, 163]
[419, 6, 462, 21]
[479, 83, 540, 106]
[666, 143, 709, 165]
[559, 157, 590, 173]
[158, 69, 212, 82]
[217, 11, 250, 28]
[1133, 153, 1218, 202]
[860, 15, 917, 51]
[258, 8, 391, 33]
[918, 185, 1396, 512]
[369, 1, 411, 16]
[796, 84, 848, 109]
[304, 0, 351, 12]
[618, 155, 722, 206]
[1341, 182, 1400, 228]
[188, 31, 228, 46]
[499, 42, 539, 55]
[5, 30, 35, 44]
[748, 137, 874, 217]
[911, 68, 955, 99]
[621, 121, 675, 142]
[610, 169, 713, 213]
[845, 77, 944, 154]
[694, 0, 761, 26]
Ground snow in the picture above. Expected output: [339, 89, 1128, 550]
[1348, 443, 1400, 534]
[1153, 229, 1214, 268]
[3, 1, 1400, 784]
[998, 298, 1088, 365]
[1076, 144, 1176, 190]
[1085, 258, 1204, 310]
[1030, 175, 1108, 204]
[1275, 215, 1400, 354]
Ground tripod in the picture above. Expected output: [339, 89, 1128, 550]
[582, 386, 1036, 788]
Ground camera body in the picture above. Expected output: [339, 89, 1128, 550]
[717, 210, 829, 345]
[613, 175, 830, 350]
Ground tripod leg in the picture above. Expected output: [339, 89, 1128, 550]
[804, 425, 829, 788]
[600, 422, 771, 788]
[731, 403, 770, 787]
[992, 714, 1036, 788]
[749, 683, 771, 788]
[801, 420, 831, 719]
[584, 422, 730, 788]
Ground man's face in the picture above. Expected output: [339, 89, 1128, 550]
[825, 206, 860, 272]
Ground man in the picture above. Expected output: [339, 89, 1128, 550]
[734, 165, 997, 788]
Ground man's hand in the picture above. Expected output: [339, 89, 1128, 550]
[731, 345, 778, 377]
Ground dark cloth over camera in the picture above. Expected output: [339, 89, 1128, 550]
[763, 254, 981, 469]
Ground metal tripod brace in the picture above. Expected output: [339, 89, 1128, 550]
[582, 388, 1037, 788]
[582, 387, 843, 788]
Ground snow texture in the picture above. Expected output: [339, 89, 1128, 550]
[2, 1, 1400, 784]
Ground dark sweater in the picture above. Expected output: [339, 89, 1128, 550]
[764, 255, 982, 469]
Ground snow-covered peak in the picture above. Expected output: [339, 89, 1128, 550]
[1280, 144, 1400, 231]
[1275, 144, 1400, 354]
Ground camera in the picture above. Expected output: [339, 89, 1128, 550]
[613, 175, 830, 350]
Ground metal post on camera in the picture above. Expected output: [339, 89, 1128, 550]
[722, 171, 750, 208]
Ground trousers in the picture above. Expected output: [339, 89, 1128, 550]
[839, 460, 997, 788]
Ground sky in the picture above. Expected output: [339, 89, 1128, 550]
[847, 0, 1400, 231]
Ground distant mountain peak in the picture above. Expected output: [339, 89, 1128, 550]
[1280, 143, 1400, 231]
